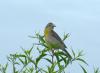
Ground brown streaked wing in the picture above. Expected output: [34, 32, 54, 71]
[51, 30, 67, 48]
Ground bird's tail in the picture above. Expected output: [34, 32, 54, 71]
[63, 48, 72, 59]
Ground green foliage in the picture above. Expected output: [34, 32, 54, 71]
[0, 33, 99, 73]
[0, 63, 8, 73]
[94, 67, 100, 73]
[80, 65, 87, 73]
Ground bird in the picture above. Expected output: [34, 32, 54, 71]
[44, 22, 72, 59]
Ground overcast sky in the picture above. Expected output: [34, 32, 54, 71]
[0, 0, 100, 73]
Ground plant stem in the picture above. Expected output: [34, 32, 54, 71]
[51, 49, 54, 64]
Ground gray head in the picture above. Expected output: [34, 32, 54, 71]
[45, 22, 56, 30]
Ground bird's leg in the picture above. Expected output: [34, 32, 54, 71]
[51, 49, 54, 63]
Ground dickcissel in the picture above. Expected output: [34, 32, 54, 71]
[44, 22, 72, 58]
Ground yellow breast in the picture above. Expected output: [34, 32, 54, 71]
[44, 28, 50, 37]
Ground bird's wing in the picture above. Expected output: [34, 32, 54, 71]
[51, 30, 67, 48]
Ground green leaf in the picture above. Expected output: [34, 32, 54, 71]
[37, 47, 41, 53]
[4, 63, 8, 71]
[28, 46, 33, 55]
[36, 53, 47, 66]
[71, 49, 75, 58]
[0, 63, 8, 73]
[25, 57, 28, 65]
[28, 57, 36, 67]
[41, 43, 48, 48]
[77, 50, 84, 57]
[18, 58, 24, 64]
[55, 52, 64, 72]
[43, 58, 52, 64]
[76, 58, 88, 65]
[58, 65, 65, 73]
[54, 52, 60, 62]
[80, 65, 87, 73]
[42, 48, 49, 54]
[65, 59, 70, 67]
[38, 35, 45, 43]
[47, 63, 57, 73]
[28, 35, 38, 39]
[37, 68, 48, 73]
[63, 33, 70, 41]
[59, 55, 67, 66]
[50, 62, 56, 72]
[21, 47, 28, 55]
[15, 54, 26, 58]
[94, 67, 100, 73]
[55, 51, 67, 57]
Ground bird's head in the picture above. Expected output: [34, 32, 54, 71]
[45, 22, 56, 30]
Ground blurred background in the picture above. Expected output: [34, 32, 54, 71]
[0, 0, 100, 73]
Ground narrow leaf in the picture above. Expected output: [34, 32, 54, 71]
[80, 65, 87, 73]
[63, 33, 70, 41]
[76, 58, 88, 65]
[43, 58, 52, 64]
[36, 53, 47, 65]
[71, 49, 75, 58]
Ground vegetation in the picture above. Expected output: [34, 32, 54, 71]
[0, 33, 99, 73]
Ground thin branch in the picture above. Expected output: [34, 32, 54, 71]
[51, 49, 54, 64]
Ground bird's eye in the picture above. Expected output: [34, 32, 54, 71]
[48, 24, 51, 27]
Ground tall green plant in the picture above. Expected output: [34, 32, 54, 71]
[0, 33, 99, 73]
